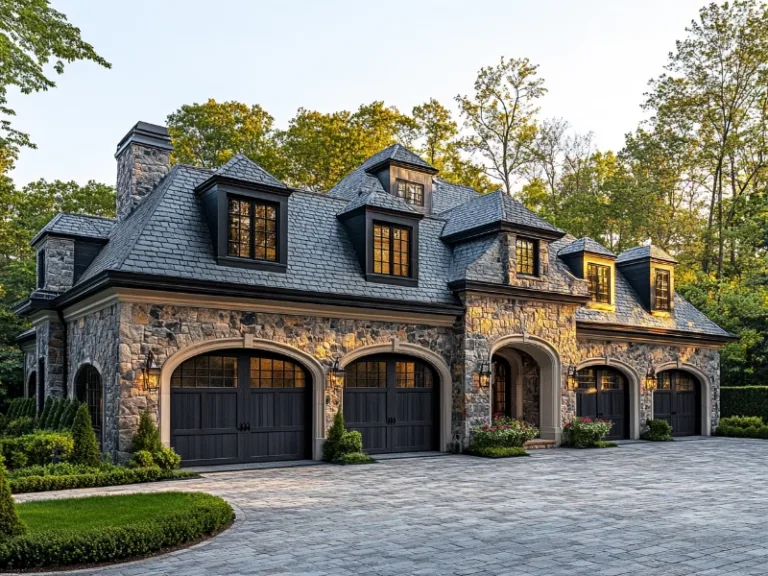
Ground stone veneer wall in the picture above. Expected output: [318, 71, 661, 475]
[36, 317, 66, 398]
[67, 303, 121, 453]
[38, 237, 74, 293]
[115, 303, 454, 454]
[116, 142, 170, 221]
[576, 338, 721, 432]
[22, 348, 36, 397]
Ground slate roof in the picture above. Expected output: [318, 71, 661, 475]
[432, 179, 481, 214]
[360, 144, 436, 172]
[440, 190, 562, 240]
[212, 154, 286, 188]
[31, 213, 115, 245]
[616, 244, 678, 264]
[558, 237, 615, 258]
[337, 188, 416, 217]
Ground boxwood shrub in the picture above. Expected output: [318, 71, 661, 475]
[562, 417, 613, 448]
[0, 431, 74, 466]
[0, 493, 234, 570]
[466, 446, 528, 458]
[721, 387, 768, 422]
[715, 415, 768, 439]
[9, 466, 197, 494]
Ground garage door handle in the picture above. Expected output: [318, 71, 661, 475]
[237, 423, 244, 432]
[671, 411, 677, 415]
[245, 423, 251, 431]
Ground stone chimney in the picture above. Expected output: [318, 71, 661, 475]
[115, 122, 172, 221]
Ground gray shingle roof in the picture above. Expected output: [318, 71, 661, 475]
[359, 144, 436, 172]
[441, 190, 562, 239]
[337, 188, 416, 217]
[616, 244, 678, 264]
[558, 237, 615, 258]
[432, 179, 481, 214]
[328, 165, 387, 201]
[214, 154, 286, 188]
[31, 213, 115, 245]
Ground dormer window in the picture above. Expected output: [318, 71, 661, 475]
[587, 263, 611, 304]
[395, 180, 424, 207]
[654, 269, 671, 311]
[37, 250, 46, 289]
[373, 222, 410, 277]
[227, 196, 278, 262]
[516, 237, 537, 276]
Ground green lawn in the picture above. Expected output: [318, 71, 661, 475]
[17, 492, 202, 533]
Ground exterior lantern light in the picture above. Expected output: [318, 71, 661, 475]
[567, 365, 579, 390]
[645, 360, 657, 391]
[142, 349, 160, 392]
[329, 357, 345, 387]
[478, 359, 492, 388]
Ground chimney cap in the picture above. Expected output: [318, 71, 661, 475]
[115, 121, 172, 157]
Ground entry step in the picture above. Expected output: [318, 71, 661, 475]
[525, 439, 556, 450]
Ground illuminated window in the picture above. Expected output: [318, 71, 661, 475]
[171, 355, 238, 388]
[249, 357, 305, 388]
[516, 237, 537, 276]
[345, 361, 387, 388]
[373, 222, 410, 277]
[395, 361, 433, 388]
[493, 359, 510, 416]
[587, 263, 611, 304]
[227, 197, 278, 261]
[654, 270, 671, 311]
[395, 180, 424, 206]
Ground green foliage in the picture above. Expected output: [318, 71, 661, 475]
[716, 415, 768, 438]
[0, 460, 26, 539]
[130, 410, 162, 454]
[152, 447, 181, 471]
[469, 416, 538, 450]
[58, 400, 78, 430]
[721, 387, 768, 422]
[70, 405, 100, 467]
[466, 446, 529, 458]
[323, 411, 346, 462]
[37, 398, 51, 430]
[129, 450, 154, 469]
[334, 452, 374, 465]
[641, 419, 673, 442]
[7, 461, 115, 479]
[336, 430, 363, 456]
[0, 431, 73, 466]
[562, 417, 614, 448]
[44, 398, 63, 430]
[9, 467, 196, 494]
[4, 417, 34, 437]
[0, 492, 232, 568]
[7, 452, 26, 469]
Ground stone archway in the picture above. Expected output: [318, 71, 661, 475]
[654, 362, 712, 436]
[577, 358, 642, 439]
[490, 335, 563, 443]
[339, 341, 453, 453]
[159, 336, 327, 460]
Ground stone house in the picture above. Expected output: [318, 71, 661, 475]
[14, 121, 734, 465]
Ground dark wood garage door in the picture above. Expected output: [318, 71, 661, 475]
[575, 366, 629, 440]
[343, 356, 438, 454]
[171, 351, 311, 466]
[654, 370, 700, 436]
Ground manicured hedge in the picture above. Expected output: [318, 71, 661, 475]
[9, 467, 197, 494]
[0, 493, 233, 570]
[721, 387, 768, 422]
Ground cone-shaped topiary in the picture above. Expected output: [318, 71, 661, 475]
[71, 404, 101, 467]
[46, 399, 62, 430]
[131, 410, 162, 453]
[0, 459, 27, 538]
[53, 399, 71, 430]
[323, 410, 346, 462]
[24, 398, 35, 419]
[38, 397, 53, 428]
[60, 399, 79, 429]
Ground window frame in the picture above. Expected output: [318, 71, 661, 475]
[653, 269, 671, 312]
[515, 237, 538, 276]
[372, 221, 411, 278]
[364, 212, 419, 287]
[37, 249, 46, 289]
[587, 262, 611, 304]
[395, 179, 425, 207]
[226, 195, 280, 263]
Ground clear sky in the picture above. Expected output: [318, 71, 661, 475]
[8, 0, 705, 187]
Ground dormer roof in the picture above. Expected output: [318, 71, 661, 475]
[337, 188, 419, 219]
[361, 144, 438, 174]
[558, 237, 615, 259]
[30, 213, 115, 246]
[616, 245, 677, 265]
[211, 154, 287, 189]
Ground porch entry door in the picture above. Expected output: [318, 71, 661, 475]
[653, 371, 699, 436]
[343, 356, 438, 454]
[575, 366, 628, 440]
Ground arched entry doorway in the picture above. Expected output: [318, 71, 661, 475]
[170, 350, 312, 466]
[343, 355, 438, 454]
[654, 370, 701, 436]
[26, 372, 36, 400]
[575, 366, 629, 440]
[75, 364, 103, 445]
[492, 357, 513, 418]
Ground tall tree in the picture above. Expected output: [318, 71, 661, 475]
[0, 0, 110, 169]
[456, 57, 546, 194]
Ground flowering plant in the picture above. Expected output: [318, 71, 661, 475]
[562, 417, 613, 447]
[469, 415, 538, 449]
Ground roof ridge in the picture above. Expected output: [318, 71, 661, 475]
[59, 212, 116, 222]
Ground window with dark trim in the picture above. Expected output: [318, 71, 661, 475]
[37, 250, 45, 289]
[587, 263, 611, 303]
[75, 364, 103, 446]
[345, 361, 387, 388]
[373, 222, 410, 277]
[395, 180, 424, 206]
[249, 357, 306, 388]
[515, 237, 537, 276]
[172, 355, 238, 388]
[654, 269, 671, 311]
[227, 196, 278, 262]
[395, 361, 433, 388]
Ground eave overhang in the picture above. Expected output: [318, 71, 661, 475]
[441, 221, 565, 245]
[364, 158, 439, 176]
[576, 320, 738, 348]
[194, 174, 295, 198]
[449, 280, 590, 305]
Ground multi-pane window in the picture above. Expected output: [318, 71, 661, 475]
[395, 180, 424, 207]
[515, 237, 537, 275]
[576, 368, 597, 391]
[395, 361, 433, 388]
[171, 355, 238, 388]
[345, 361, 387, 388]
[37, 250, 45, 289]
[493, 359, 509, 416]
[249, 357, 305, 388]
[587, 263, 611, 304]
[373, 222, 410, 277]
[654, 270, 671, 311]
[76, 364, 103, 445]
[227, 197, 278, 261]
[576, 367, 626, 392]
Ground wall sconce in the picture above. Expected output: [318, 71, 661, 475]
[329, 357, 345, 387]
[567, 365, 579, 390]
[645, 360, 657, 391]
[142, 349, 160, 392]
[478, 359, 492, 388]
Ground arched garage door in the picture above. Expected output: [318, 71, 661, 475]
[654, 370, 700, 436]
[575, 366, 629, 440]
[171, 351, 311, 466]
[343, 355, 438, 454]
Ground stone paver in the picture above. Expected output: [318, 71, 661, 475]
[15, 437, 768, 575]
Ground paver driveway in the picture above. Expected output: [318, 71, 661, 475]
[16, 437, 768, 576]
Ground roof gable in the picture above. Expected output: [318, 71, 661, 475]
[558, 237, 615, 258]
[31, 213, 115, 246]
[213, 154, 287, 189]
[616, 244, 677, 264]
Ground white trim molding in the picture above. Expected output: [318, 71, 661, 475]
[338, 341, 453, 453]
[158, 337, 328, 460]
[654, 361, 713, 436]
